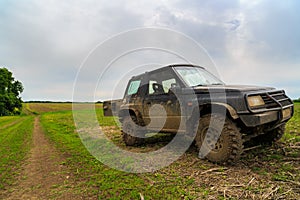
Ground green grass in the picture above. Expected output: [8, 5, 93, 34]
[284, 102, 300, 143]
[0, 116, 34, 190]
[39, 103, 300, 199]
[1, 102, 299, 199]
[0, 116, 21, 128]
[96, 108, 119, 127]
[40, 111, 201, 199]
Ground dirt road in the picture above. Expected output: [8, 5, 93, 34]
[5, 117, 80, 200]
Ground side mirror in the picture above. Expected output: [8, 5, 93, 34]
[169, 84, 194, 95]
[171, 83, 178, 88]
[181, 87, 194, 94]
[169, 84, 182, 94]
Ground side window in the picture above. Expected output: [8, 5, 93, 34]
[162, 78, 176, 93]
[148, 80, 157, 95]
[147, 69, 179, 95]
[127, 80, 141, 95]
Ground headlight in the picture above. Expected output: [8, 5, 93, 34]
[282, 107, 292, 119]
[247, 95, 265, 108]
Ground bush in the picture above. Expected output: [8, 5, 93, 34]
[294, 98, 300, 103]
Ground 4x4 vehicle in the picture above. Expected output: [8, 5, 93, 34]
[103, 64, 294, 164]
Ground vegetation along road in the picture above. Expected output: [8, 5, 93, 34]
[0, 102, 299, 199]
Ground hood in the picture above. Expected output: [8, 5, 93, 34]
[193, 85, 275, 93]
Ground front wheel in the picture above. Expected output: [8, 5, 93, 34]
[194, 114, 243, 165]
[122, 116, 144, 146]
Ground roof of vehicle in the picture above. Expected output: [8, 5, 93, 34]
[130, 64, 204, 80]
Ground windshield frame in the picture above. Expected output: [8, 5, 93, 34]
[173, 66, 224, 87]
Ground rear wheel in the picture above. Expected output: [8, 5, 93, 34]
[194, 114, 243, 164]
[122, 116, 144, 146]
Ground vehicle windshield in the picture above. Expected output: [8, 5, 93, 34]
[174, 66, 224, 87]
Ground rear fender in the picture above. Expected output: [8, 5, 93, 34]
[118, 108, 143, 125]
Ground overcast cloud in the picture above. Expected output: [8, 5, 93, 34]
[0, 0, 299, 101]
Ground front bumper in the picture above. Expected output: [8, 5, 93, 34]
[239, 107, 293, 127]
[240, 90, 294, 127]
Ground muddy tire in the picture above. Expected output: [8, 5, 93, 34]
[194, 114, 243, 165]
[122, 116, 144, 146]
[253, 124, 285, 145]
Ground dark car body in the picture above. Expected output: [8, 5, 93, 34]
[104, 64, 293, 137]
[103, 64, 294, 164]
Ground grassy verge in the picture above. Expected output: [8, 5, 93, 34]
[0, 116, 34, 191]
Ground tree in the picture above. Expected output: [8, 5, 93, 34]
[0, 68, 24, 116]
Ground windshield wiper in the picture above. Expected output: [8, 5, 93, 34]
[194, 83, 223, 87]
[210, 83, 223, 85]
[194, 84, 207, 87]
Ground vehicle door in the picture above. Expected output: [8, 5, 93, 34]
[143, 69, 181, 132]
[122, 78, 145, 117]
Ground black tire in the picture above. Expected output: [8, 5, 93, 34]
[253, 124, 285, 145]
[122, 116, 144, 146]
[194, 114, 243, 164]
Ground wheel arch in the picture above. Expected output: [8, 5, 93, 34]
[118, 108, 144, 125]
[201, 103, 239, 120]
[186, 103, 239, 132]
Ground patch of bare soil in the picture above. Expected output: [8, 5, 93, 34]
[162, 144, 300, 199]
[4, 117, 81, 200]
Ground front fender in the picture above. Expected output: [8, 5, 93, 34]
[186, 102, 239, 133]
[211, 102, 239, 120]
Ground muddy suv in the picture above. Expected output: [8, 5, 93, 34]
[103, 64, 294, 164]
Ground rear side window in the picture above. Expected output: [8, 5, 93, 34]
[148, 80, 157, 94]
[127, 80, 141, 95]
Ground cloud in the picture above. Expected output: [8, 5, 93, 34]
[226, 19, 241, 31]
[0, 0, 299, 100]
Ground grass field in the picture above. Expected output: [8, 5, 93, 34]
[0, 102, 299, 199]
[0, 115, 34, 190]
[24, 102, 102, 114]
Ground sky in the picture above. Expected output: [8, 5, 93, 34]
[0, 0, 299, 101]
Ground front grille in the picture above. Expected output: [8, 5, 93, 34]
[260, 94, 278, 109]
[249, 90, 293, 112]
[266, 91, 293, 108]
